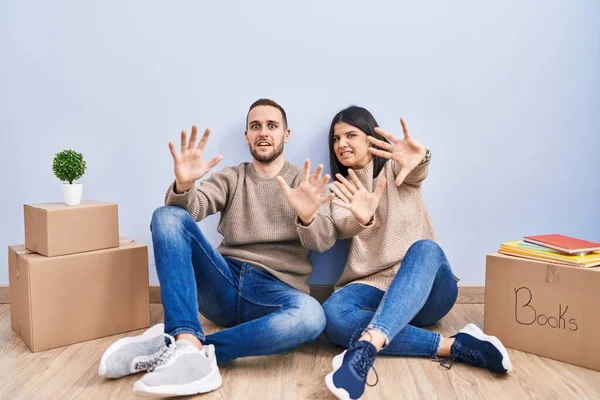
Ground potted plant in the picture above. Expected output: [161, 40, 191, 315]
[52, 149, 87, 205]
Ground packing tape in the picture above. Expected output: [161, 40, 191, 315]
[545, 264, 562, 284]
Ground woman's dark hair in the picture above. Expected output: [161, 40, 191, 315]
[328, 106, 388, 179]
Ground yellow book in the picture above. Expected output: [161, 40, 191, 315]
[499, 241, 600, 265]
[498, 248, 600, 268]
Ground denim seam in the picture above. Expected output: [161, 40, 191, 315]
[169, 327, 205, 342]
[365, 324, 392, 346]
[188, 230, 238, 290]
[430, 332, 442, 358]
[237, 264, 289, 309]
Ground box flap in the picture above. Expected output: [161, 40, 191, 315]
[8, 246, 34, 351]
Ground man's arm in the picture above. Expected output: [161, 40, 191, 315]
[164, 167, 237, 221]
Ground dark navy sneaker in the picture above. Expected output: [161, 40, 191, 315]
[438, 323, 513, 373]
[325, 340, 379, 400]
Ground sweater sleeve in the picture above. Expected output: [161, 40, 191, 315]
[164, 167, 238, 222]
[391, 155, 431, 187]
[295, 200, 337, 253]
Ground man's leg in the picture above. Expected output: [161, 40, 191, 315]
[99, 205, 239, 381]
[204, 263, 326, 364]
[132, 206, 242, 396]
[151, 205, 239, 341]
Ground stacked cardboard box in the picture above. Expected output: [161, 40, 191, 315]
[484, 253, 600, 371]
[8, 200, 150, 352]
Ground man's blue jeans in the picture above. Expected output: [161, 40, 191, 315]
[151, 206, 326, 363]
[323, 240, 458, 357]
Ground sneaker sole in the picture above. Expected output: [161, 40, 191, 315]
[460, 323, 513, 373]
[98, 323, 165, 378]
[133, 368, 223, 397]
[332, 351, 345, 371]
[325, 371, 353, 400]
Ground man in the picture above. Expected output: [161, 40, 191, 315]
[98, 99, 337, 397]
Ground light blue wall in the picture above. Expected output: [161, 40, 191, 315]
[1, 1, 599, 286]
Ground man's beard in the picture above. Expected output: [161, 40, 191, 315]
[249, 140, 285, 163]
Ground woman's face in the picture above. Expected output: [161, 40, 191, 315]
[332, 122, 373, 169]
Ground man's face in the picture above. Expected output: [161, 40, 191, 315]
[245, 105, 290, 163]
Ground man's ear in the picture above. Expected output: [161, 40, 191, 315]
[284, 129, 291, 143]
[244, 130, 249, 145]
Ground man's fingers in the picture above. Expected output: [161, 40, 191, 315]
[374, 127, 397, 143]
[347, 169, 364, 189]
[368, 147, 394, 160]
[276, 176, 292, 194]
[302, 159, 311, 183]
[400, 118, 411, 139]
[188, 125, 198, 150]
[336, 173, 358, 194]
[206, 154, 224, 169]
[320, 192, 336, 205]
[168, 142, 178, 160]
[180, 130, 187, 153]
[367, 136, 393, 151]
[332, 199, 352, 210]
[197, 128, 211, 151]
[311, 163, 324, 185]
[317, 173, 330, 193]
[334, 181, 354, 201]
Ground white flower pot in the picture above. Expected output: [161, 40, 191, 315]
[62, 183, 83, 206]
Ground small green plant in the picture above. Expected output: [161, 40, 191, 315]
[52, 149, 87, 184]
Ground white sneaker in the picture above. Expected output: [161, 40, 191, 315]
[98, 323, 171, 379]
[133, 339, 222, 397]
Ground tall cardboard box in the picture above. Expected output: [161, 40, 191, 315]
[24, 201, 119, 257]
[484, 253, 600, 371]
[8, 238, 150, 352]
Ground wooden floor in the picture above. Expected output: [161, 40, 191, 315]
[1, 304, 599, 400]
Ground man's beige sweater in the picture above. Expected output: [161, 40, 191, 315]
[329, 158, 439, 292]
[164, 161, 336, 294]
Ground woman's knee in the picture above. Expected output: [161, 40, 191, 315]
[322, 296, 356, 347]
[407, 239, 445, 259]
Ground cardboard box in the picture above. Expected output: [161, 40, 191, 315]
[8, 238, 150, 352]
[484, 252, 600, 371]
[24, 200, 119, 257]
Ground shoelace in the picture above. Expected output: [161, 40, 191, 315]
[133, 334, 175, 372]
[434, 346, 485, 370]
[351, 342, 379, 387]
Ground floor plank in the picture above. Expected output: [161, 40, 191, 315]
[0, 304, 599, 399]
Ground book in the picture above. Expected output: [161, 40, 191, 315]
[500, 241, 600, 266]
[523, 234, 600, 255]
[498, 249, 600, 268]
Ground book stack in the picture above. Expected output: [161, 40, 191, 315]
[498, 234, 600, 268]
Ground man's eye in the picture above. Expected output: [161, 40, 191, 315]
[268, 124, 276, 129]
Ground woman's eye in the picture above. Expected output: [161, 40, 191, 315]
[332, 137, 339, 142]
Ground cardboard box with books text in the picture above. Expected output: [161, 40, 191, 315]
[484, 253, 600, 371]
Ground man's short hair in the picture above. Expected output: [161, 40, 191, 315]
[246, 98, 288, 129]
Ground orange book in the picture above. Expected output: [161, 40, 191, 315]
[523, 234, 600, 255]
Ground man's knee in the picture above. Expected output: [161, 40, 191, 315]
[275, 295, 326, 343]
[151, 206, 190, 232]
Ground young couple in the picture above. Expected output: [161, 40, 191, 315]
[98, 99, 512, 399]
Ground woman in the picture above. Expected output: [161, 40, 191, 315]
[323, 106, 512, 400]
